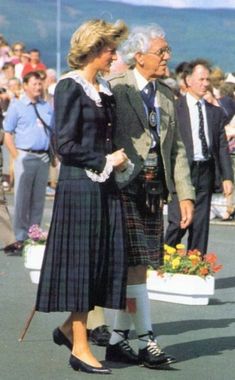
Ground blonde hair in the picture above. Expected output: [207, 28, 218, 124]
[67, 19, 128, 69]
[210, 67, 225, 89]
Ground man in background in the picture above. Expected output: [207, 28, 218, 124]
[3, 71, 53, 249]
[165, 59, 233, 254]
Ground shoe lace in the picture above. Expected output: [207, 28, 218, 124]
[139, 331, 164, 357]
[146, 340, 163, 356]
[113, 329, 133, 352]
[119, 339, 133, 352]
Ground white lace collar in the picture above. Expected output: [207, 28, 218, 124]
[60, 70, 113, 107]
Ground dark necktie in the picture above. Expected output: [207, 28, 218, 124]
[197, 101, 209, 159]
[141, 82, 160, 137]
[141, 81, 155, 111]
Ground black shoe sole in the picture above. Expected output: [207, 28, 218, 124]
[139, 361, 171, 369]
[105, 355, 139, 364]
[139, 356, 177, 369]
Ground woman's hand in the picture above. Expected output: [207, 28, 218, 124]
[109, 148, 128, 168]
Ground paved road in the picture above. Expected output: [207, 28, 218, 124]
[0, 194, 234, 380]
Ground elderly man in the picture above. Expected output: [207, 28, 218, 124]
[3, 71, 53, 249]
[165, 59, 233, 253]
[105, 24, 195, 369]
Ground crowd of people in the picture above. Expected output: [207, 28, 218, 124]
[0, 20, 235, 375]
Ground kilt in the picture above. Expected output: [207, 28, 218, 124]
[121, 179, 164, 269]
[36, 165, 127, 313]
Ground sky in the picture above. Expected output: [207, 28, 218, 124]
[105, 0, 235, 8]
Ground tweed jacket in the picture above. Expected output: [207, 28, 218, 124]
[109, 70, 195, 202]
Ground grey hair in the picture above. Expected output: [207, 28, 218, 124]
[119, 24, 165, 67]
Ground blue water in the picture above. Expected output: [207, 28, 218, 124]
[1, 0, 235, 73]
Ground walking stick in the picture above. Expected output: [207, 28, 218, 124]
[18, 306, 36, 342]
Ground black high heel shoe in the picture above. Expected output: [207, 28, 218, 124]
[52, 327, 72, 350]
[69, 354, 112, 374]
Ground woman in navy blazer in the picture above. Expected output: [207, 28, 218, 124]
[36, 19, 128, 374]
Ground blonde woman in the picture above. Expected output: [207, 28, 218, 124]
[36, 19, 128, 374]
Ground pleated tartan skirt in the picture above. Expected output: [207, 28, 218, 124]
[36, 165, 127, 313]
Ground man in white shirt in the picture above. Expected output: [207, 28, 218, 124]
[165, 59, 233, 254]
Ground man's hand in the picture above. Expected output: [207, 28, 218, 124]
[223, 180, 233, 197]
[179, 199, 194, 229]
[3, 132, 19, 159]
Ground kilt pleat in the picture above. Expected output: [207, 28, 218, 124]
[36, 172, 127, 313]
[121, 184, 164, 269]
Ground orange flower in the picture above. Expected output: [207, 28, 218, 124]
[176, 244, 187, 256]
[204, 253, 217, 264]
[211, 264, 223, 273]
[199, 267, 209, 276]
[177, 249, 187, 257]
[157, 244, 222, 278]
[188, 249, 201, 257]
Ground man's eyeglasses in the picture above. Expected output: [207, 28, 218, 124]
[147, 46, 172, 57]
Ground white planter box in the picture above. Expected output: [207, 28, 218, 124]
[147, 271, 215, 305]
[24, 244, 45, 270]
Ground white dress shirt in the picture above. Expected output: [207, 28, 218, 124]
[186, 92, 210, 161]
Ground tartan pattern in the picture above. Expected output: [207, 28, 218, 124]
[121, 181, 164, 269]
[36, 168, 127, 313]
